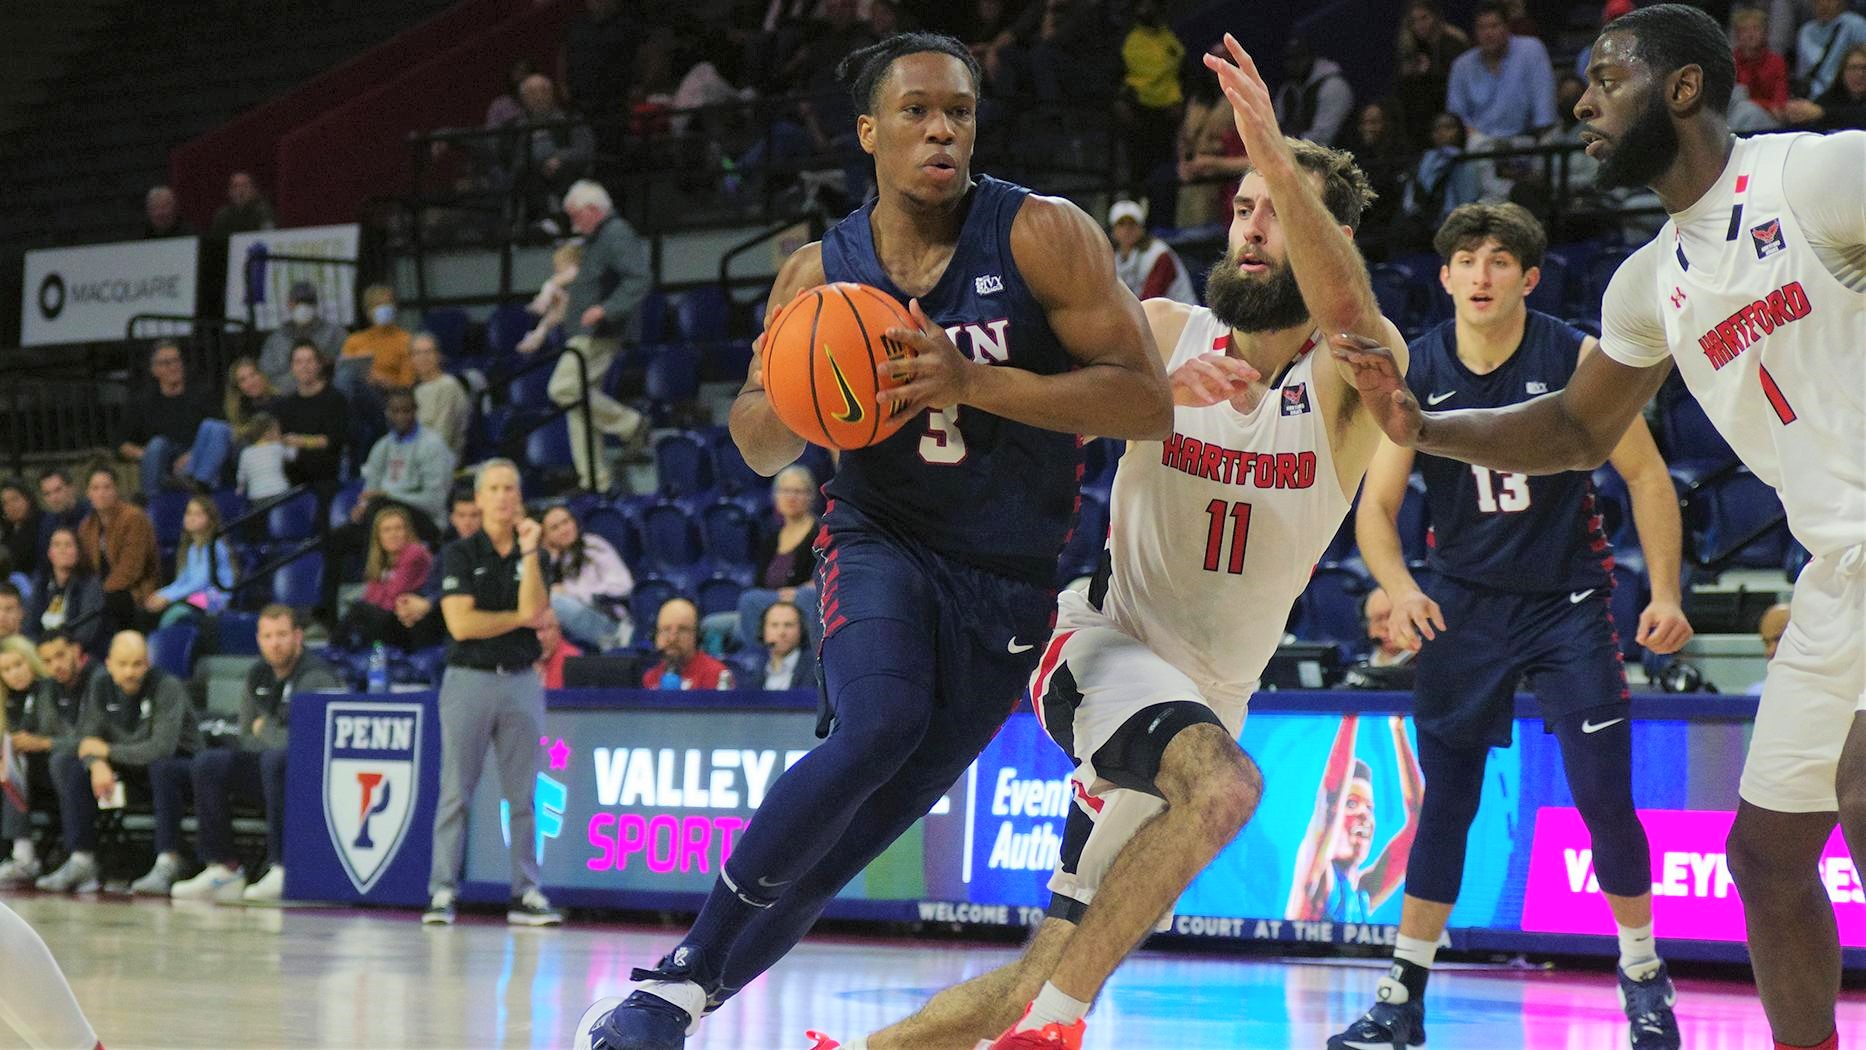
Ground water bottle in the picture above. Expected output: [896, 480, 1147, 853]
[367, 643, 389, 694]
[658, 667, 683, 690]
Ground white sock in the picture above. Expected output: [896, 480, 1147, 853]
[1015, 982, 1089, 1032]
[70, 851, 94, 866]
[0, 901, 100, 1050]
[12, 838, 33, 863]
[1393, 933, 1439, 970]
[1617, 921, 1659, 975]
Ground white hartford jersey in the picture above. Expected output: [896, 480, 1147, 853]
[1089, 306, 1352, 707]
[1601, 131, 1866, 556]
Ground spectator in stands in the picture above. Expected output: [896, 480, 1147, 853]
[538, 504, 634, 652]
[36, 470, 87, 546]
[334, 506, 432, 652]
[1166, 46, 1250, 227]
[391, 491, 484, 653]
[171, 605, 339, 902]
[1344, 101, 1413, 259]
[27, 529, 104, 655]
[1446, 2, 1556, 196]
[486, 58, 540, 131]
[1748, 601, 1792, 694]
[119, 339, 234, 499]
[223, 356, 279, 436]
[1795, 0, 1866, 98]
[141, 185, 194, 240]
[275, 343, 348, 490]
[209, 171, 276, 239]
[0, 637, 48, 884]
[78, 467, 159, 632]
[1394, 0, 1471, 147]
[642, 598, 735, 689]
[1005, 0, 1124, 104]
[559, 180, 651, 491]
[411, 332, 470, 461]
[1118, 0, 1185, 186]
[337, 284, 415, 411]
[514, 74, 595, 222]
[237, 414, 292, 502]
[534, 609, 582, 690]
[958, 0, 1022, 99]
[142, 496, 235, 629]
[1274, 37, 1354, 146]
[1734, 7, 1792, 119]
[1, 633, 94, 886]
[1108, 200, 1195, 304]
[35, 631, 203, 895]
[0, 583, 20, 646]
[1786, 42, 1866, 128]
[348, 389, 454, 541]
[1530, 74, 1602, 200]
[752, 599, 809, 689]
[735, 464, 820, 647]
[1402, 112, 1484, 233]
[564, 0, 634, 117]
[518, 242, 582, 355]
[258, 284, 346, 397]
[1, 478, 43, 581]
[1360, 587, 1416, 668]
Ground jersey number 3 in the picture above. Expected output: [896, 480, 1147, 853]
[1203, 499, 1253, 574]
[1470, 465, 1531, 513]
[919, 407, 968, 465]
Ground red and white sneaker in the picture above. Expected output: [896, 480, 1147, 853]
[802, 1030, 842, 1049]
[974, 1005, 1086, 1050]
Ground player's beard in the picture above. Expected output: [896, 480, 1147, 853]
[1594, 87, 1679, 190]
[1205, 251, 1311, 334]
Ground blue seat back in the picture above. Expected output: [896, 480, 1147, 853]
[641, 502, 702, 568]
[655, 431, 714, 497]
[269, 551, 324, 609]
[421, 308, 471, 359]
[147, 623, 198, 678]
[700, 500, 758, 568]
[524, 414, 576, 470]
[646, 346, 702, 404]
[267, 491, 319, 542]
[630, 576, 681, 633]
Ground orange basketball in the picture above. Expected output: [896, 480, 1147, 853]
[761, 282, 917, 451]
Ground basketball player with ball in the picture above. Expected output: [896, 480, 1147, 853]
[848, 35, 1412, 1050]
[1332, 7, 1865, 1049]
[575, 31, 1174, 1050]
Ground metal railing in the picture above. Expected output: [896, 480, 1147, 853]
[480, 344, 599, 492]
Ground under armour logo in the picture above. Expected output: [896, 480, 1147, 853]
[1669, 287, 1687, 309]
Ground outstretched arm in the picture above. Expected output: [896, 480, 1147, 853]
[1363, 716, 1425, 910]
[729, 243, 825, 476]
[1604, 386, 1693, 654]
[880, 195, 1173, 441]
[1286, 715, 1362, 920]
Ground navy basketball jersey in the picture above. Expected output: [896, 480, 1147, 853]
[818, 176, 1080, 585]
[1406, 311, 1613, 593]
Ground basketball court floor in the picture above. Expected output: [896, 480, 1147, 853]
[12, 895, 1866, 1048]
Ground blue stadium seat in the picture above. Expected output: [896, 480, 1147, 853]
[269, 552, 324, 610]
[580, 506, 638, 565]
[655, 431, 714, 497]
[507, 355, 560, 410]
[1524, 251, 1569, 315]
[266, 491, 320, 542]
[422, 308, 471, 359]
[697, 573, 746, 618]
[147, 622, 197, 678]
[645, 345, 702, 406]
[1590, 467, 1633, 549]
[640, 501, 703, 568]
[629, 576, 681, 632]
[1298, 564, 1371, 649]
[700, 500, 759, 568]
[1581, 247, 1633, 315]
[637, 290, 671, 346]
[1610, 560, 1647, 660]
[1703, 469, 1788, 569]
[148, 489, 191, 549]
[1566, 316, 1602, 338]
[1057, 491, 1109, 584]
[483, 301, 537, 358]
[524, 414, 577, 472]
[1785, 541, 1811, 582]
[327, 479, 365, 530]
[676, 285, 730, 343]
[713, 440, 767, 496]
[1658, 392, 1737, 469]
[213, 611, 261, 656]
[1081, 437, 1122, 491]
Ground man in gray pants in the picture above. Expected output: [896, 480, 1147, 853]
[423, 458, 562, 927]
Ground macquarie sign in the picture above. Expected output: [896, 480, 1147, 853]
[22, 238, 199, 346]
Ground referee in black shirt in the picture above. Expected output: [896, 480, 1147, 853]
[422, 458, 561, 927]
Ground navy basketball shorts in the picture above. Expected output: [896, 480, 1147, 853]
[812, 520, 1057, 780]
[1412, 574, 1629, 750]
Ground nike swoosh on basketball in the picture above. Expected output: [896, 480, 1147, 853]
[1581, 717, 1625, 734]
[1006, 638, 1035, 654]
[1427, 390, 1456, 405]
[1569, 589, 1595, 603]
[823, 345, 865, 425]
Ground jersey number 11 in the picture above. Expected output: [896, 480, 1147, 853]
[1203, 499, 1254, 574]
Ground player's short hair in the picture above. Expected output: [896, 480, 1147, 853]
[1240, 139, 1377, 232]
[838, 32, 982, 116]
[1602, 3, 1737, 113]
[1433, 202, 1547, 269]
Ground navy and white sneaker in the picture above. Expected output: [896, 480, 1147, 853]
[1618, 960, 1681, 1050]
[1326, 980, 1426, 1050]
[574, 949, 712, 1050]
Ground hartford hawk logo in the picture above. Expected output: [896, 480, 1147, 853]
[1280, 382, 1311, 416]
[324, 701, 423, 894]
[1750, 218, 1786, 259]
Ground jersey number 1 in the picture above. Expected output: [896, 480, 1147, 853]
[1203, 499, 1253, 574]
[919, 406, 968, 464]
